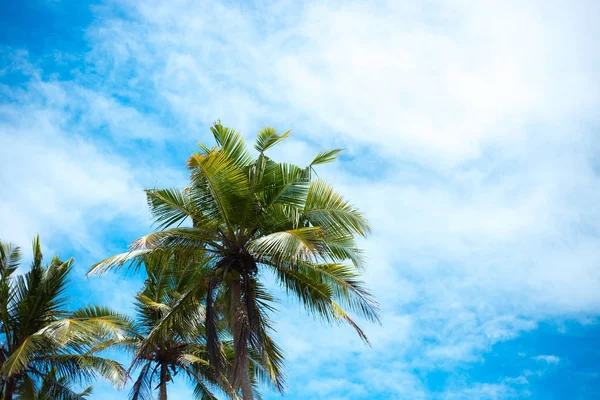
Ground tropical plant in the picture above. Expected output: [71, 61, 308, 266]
[89, 122, 379, 399]
[120, 251, 276, 400]
[0, 237, 131, 400]
[123, 252, 225, 400]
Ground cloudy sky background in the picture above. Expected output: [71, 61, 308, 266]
[1, 0, 599, 398]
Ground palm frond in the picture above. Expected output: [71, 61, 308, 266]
[36, 354, 127, 387]
[248, 328, 285, 394]
[70, 305, 135, 340]
[310, 149, 343, 166]
[210, 122, 253, 168]
[87, 249, 152, 276]
[1, 334, 48, 376]
[0, 241, 20, 347]
[129, 361, 153, 400]
[191, 378, 220, 400]
[304, 179, 371, 236]
[129, 228, 221, 252]
[188, 149, 252, 232]
[32, 235, 43, 268]
[137, 294, 171, 315]
[0, 241, 20, 278]
[145, 188, 196, 229]
[330, 302, 370, 345]
[254, 127, 291, 153]
[248, 227, 325, 264]
[256, 162, 309, 209]
[30, 368, 94, 400]
[321, 231, 365, 269]
[266, 261, 375, 344]
[17, 374, 37, 399]
[300, 262, 379, 324]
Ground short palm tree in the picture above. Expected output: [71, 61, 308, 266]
[124, 252, 225, 400]
[0, 237, 131, 400]
[123, 251, 277, 400]
[90, 123, 379, 399]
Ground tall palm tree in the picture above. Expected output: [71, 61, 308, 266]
[90, 123, 379, 399]
[0, 237, 131, 400]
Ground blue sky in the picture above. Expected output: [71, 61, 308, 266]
[1, 0, 599, 399]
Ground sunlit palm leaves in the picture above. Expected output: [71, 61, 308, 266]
[0, 237, 131, 400]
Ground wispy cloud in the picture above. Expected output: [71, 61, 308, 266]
[532, 355, 560, 365]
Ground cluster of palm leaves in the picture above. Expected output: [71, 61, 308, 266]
[123, 252, 265, 400]
[2, 122, 378, 399]
[0, 238, 129, 400]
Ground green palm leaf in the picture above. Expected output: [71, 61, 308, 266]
[0, 242, 20, 277]
[304, 179, 371, 236]
[87, 249, 152, 276]
[145, 188, 197, 229]
[310, 149, 343, 166]
[188, 149, 252, 233]
[248, 227, 325, 264]
[210, 122, 253, 168]
[1, 334, 48, 377]
[254, 127, 291, 153]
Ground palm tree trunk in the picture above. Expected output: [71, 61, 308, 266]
[4, 378, 15, 400]
[231, 280, 253, 400]
[159, 363, 168, 400]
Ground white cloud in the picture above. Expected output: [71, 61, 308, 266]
[0, 102, 145, 251]
[532, 355, 560, 365]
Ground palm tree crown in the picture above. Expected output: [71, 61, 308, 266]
[90, 123, 379, 399]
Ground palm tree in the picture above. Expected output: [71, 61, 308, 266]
[124, 252, 225, 400]
[123, 251, 278, 400]
[0, 237, 131, 400]
[90, 122, 379, 399]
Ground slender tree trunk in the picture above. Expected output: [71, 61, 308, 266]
[159, 363, 168, 400]
[4, 378, 15, 400]
[231, 280, 253, 400]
